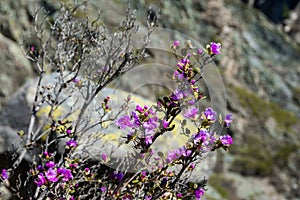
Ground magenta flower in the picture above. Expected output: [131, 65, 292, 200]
[162, 119, 169, 129]
[66, 140, 77, 148]
[131, 111, 141, 127]
[1, 169, 8, 180]
[101, 153, 108, 162]
[143, 117, 158, 134]
[189, 163, 196, 170]
[145, 195, 152, 200]
[45, 161, 56, 168]
[173, 70, 185, 80]
[201, 107, 217, 121]
[219, 135, 233, 145]
[194, 188, 205, 199]
[30, 46, 35, 52]
[72, 78, 80, 83]
[197, 48, 203, 54]
[135, 105, 144, 113]
[144, 135, 153, 145]
[35, 173, 46, 186]
[141, 171, 147, 178]
[116, 115, 133, 129]
[210, 42, 221, 55]
[224, 113, 233, 127]
[57, 168, 73, 182]
[45, 168, 58, 183]
[188, 99, 196, 105]
[193, 129, 208, 144]
[173, 40, 180, 47]
[167, 146, 191, 163]
[111, 172, 124, 182]
[100, 186, 107, 193]
[184, 106, 198, 119]
[171, 89, 185, 101]
[84, 168, 90, 175]
[179, 146, 192, 157]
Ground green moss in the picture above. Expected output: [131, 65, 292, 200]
[231, 156, 273, 176]
[233, 86, 298, 129]
[230, 134, 273, 176]
[275, 144, 299, 168]
[208, 174, 229, 198]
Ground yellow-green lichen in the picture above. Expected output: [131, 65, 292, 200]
[230, 134, 273, 176]
[233, 86, 298, 129]
[274, 144, 299, 168]
[208, 174, 230, 198]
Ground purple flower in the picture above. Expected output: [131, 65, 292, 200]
[35, 173, 46, 186]
[72, 78, 80, 83]
[145, 195, 152, 200]
[173, 40, 180, 47]
[116, 172, 124, 181]
[184, 106, 198, 119]
[219, 135, 233, 145]
[167, 146, 191, 163]
[58, 168, 73, 182]
[188, 99, 196, 105]
[135, 105, 144, 113]
[171, 89, 184, 101]
[197, 48, 203, 54]
[189, 163, 195, 170]
[100, 186, 107, 193]
[141, 171, 147, 177]
[66, 140, 77, 148]
[201, 107, 217, 121]
[162, 119, 169, 129]
[101, 153, 108, 162]
[193, 129, 208, 144]
[144, 135, 153, 145]
[84, 168, 90, 175]
[60, 168, 73, 182]
[143, 117, 158, 134]
[37, 165, 44, 171]
[173, 70, 185, 80]
[210, 42, 221, 55]
[224, 113, 233, 127]
[111, 172, 124, 182]
[116, 115, 133, 129]
[194, 188, 205, 199]
[1, 169, 8, 180]
[131, 111, 141, 127]
[179, 146, 192, 157]
[45, 168, 58, 183]
[45, 161, 56, 168]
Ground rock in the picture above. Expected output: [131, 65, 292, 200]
[0, 33, 34, 109]
[0, 126, 22, 154]
[0, 185, 12, 200]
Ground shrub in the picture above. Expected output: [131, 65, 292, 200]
[0, 2, 233, 199]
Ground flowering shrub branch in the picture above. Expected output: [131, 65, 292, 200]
[0, 2, 233, 200]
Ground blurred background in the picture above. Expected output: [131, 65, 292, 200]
[0, 0, 299, 199]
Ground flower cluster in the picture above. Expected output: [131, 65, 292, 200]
[112, 41, 233, 199]
[34, 161, 73, 186]
[116, 104, 165, 148]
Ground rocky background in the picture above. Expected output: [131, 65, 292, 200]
[0, 0, 300, 199]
